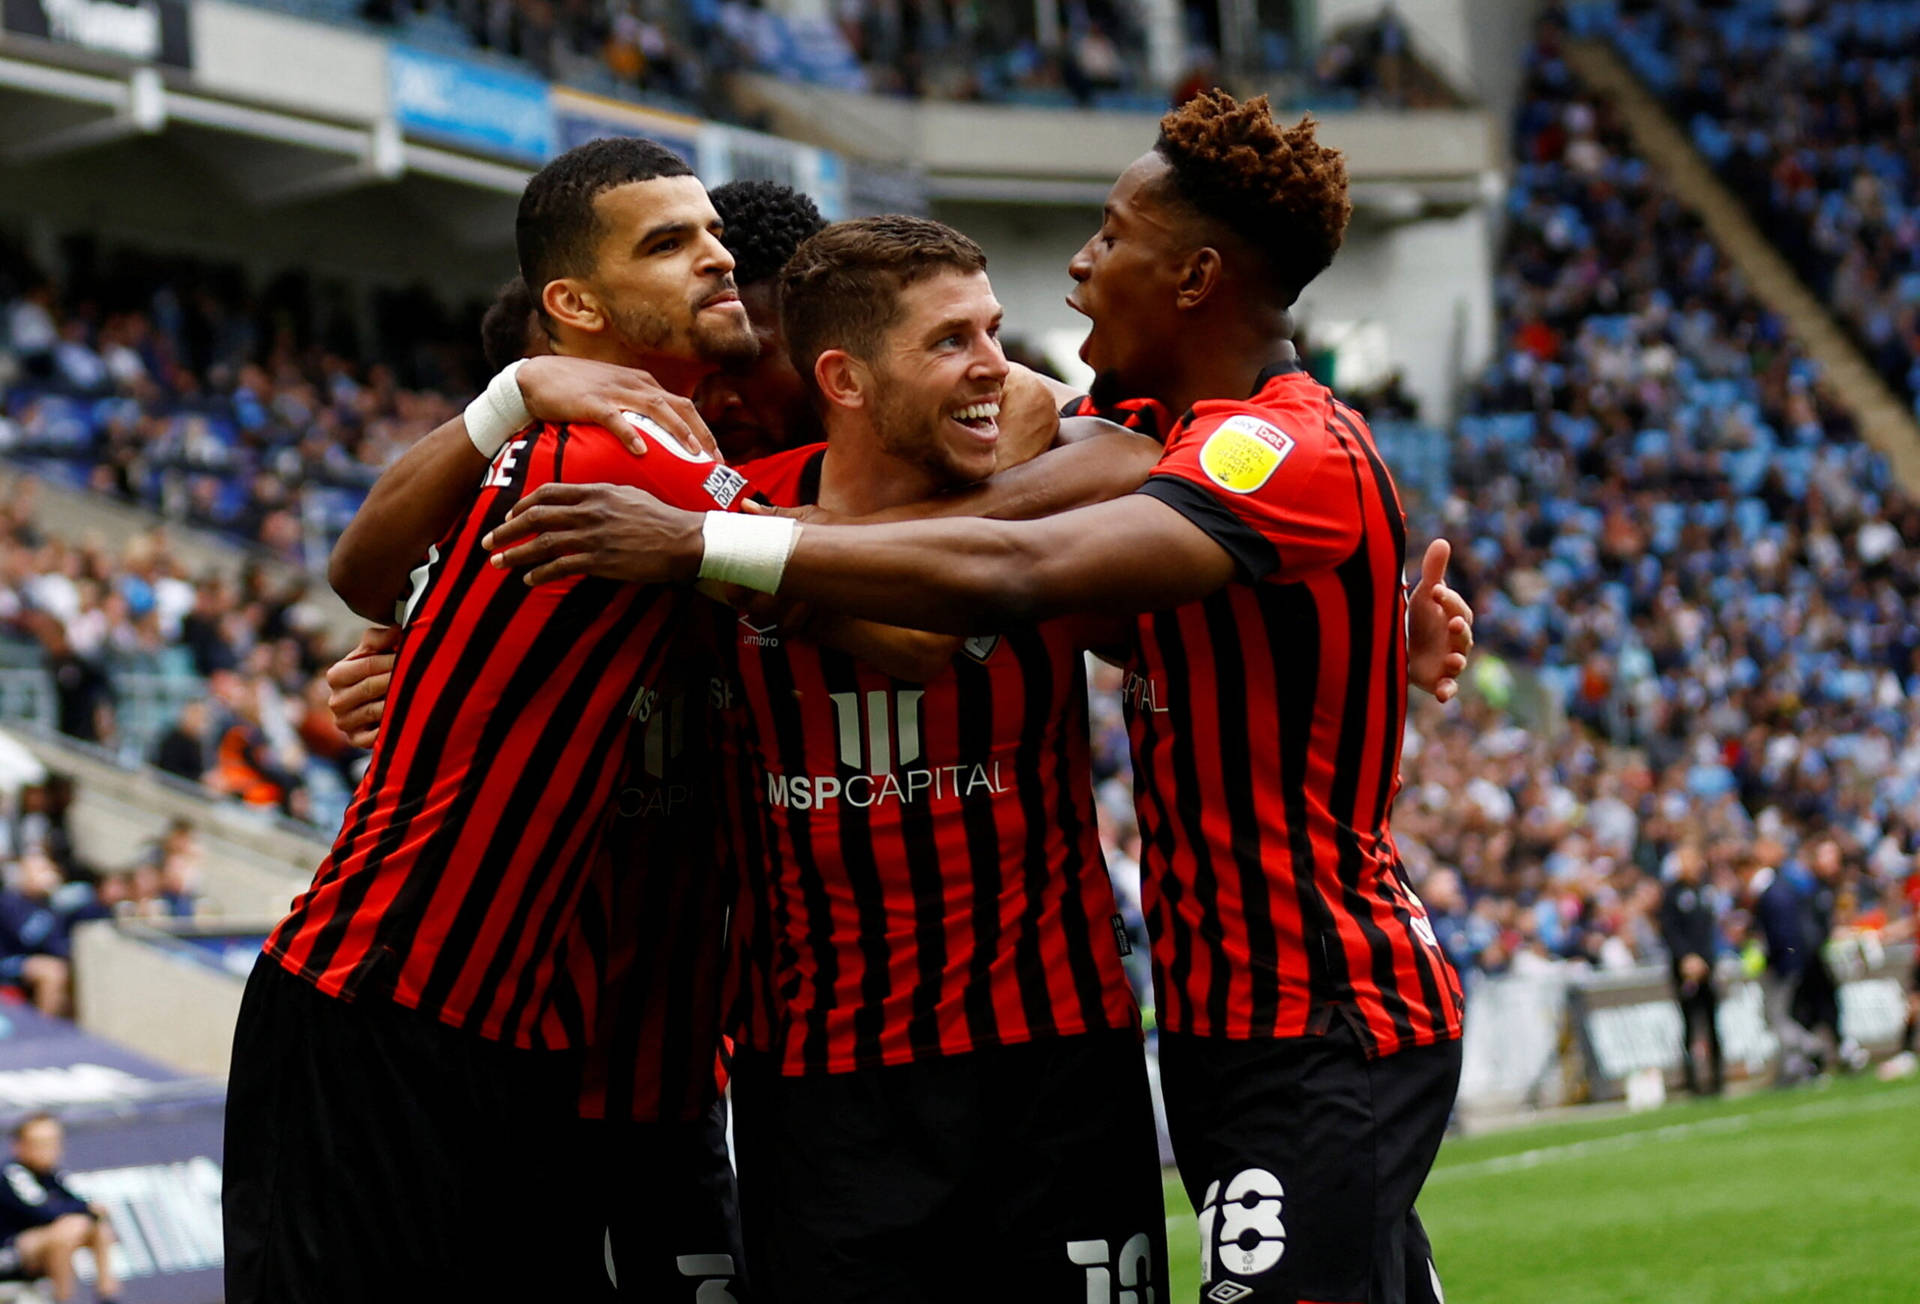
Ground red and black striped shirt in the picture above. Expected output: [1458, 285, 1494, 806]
[1121, 363, 1464, 1055]
[723, 445, 1138, 1076]
[569, 618, 736, 1122]
[266, 421, 749, 1050]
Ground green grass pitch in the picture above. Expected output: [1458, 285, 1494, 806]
[1161, 1074, 1920, 1302]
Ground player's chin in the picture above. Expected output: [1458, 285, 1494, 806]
[696, 320, 760, 366]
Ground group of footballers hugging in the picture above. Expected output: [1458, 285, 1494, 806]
[220, 89, 1477, 1304]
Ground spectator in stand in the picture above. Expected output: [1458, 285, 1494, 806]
[1659, 842, 1723, 1095]
[0, 850, 77, 1017]
[151, 698, 212, 784]
[0, 1113, 121, 1304]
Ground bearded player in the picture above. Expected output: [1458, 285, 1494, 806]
[222, 138, 761, 1303]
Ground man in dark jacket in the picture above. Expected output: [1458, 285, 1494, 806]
[0, 1113, 120, 1302]
[1659, 843, 1723, 1095]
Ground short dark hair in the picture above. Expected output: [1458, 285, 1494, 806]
[479, 277, 540, 371]
[1153, 90, 1350, 303]
[779, 216, 987, 397]
[514, 137, 695, 319]
[710, 181, 827, 288]
[10, 1112, 56, 1141]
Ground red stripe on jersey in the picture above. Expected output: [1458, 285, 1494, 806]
[266, 422, 747, 1049]
[1113, 366, 1463, 1055]
[720, 448, 1138, 1075]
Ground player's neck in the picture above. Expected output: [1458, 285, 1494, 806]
[550, 338, 706, 399]
[1158, 336, 1299, 418]
[816, 426, 942, 516]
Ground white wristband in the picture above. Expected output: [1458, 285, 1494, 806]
[464, 358, 532, 459]
[698, 512, 798, 594]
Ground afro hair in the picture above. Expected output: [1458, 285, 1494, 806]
[710, 180, 829, 288]
[1154, 90, 1351, 302]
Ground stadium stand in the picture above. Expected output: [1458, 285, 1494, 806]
[1585, 0, 1920, 413]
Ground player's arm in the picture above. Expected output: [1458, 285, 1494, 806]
[488, 488, 1235, 630]
[329, 356, 717, 622]
[816, 418, 1159, 529]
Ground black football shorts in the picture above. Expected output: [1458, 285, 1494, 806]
[1160, 1021, 1462, 1304]
[731, 1030, 1167, 1304]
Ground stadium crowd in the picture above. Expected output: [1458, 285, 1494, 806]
[0, 737, 209, 1019]
[1, 245, 474, 567]
[348, 0, 1459, 109]
[1593, 0, 1920, 410]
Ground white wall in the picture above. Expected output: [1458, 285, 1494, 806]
[1294, 202, 1496, 424]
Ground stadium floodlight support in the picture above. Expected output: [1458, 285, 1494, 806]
[0, 60, 161, 164]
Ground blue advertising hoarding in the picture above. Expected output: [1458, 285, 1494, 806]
[389, 44, 552, 162]
[550, 87, 702, 171]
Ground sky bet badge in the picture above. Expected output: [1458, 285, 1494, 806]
[1199, 415, 1295, 494]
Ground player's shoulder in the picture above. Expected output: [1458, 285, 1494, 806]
[737, 441, 827, 510]
[545, 421, 749, 510]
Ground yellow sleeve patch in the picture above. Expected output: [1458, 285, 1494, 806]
[1198, 414, 1296, 495]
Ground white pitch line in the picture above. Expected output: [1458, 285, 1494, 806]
[1431, 1086, 1918, 1183]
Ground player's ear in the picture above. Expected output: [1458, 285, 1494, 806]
[542, 277, 604, 337]
[1174, 247, 1224, 311]
[814, 349, 868, 412]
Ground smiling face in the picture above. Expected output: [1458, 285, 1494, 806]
[1067, 151, 1190, 407]
[862, 269, 1008, 490]
[573, 175, 758, 370]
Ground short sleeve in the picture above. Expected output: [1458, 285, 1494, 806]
[1136, 407, 1359, 584]
[553, 422, 750, 514]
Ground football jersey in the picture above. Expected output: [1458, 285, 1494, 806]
[267, 421, 749, 1049]
[721, 444, 1139, 1075]
[1122, 361, 1464, 1055]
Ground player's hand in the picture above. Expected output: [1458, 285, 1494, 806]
[992, 363, 1061, 473]
[483, 483, 704, 587]
[1408, 538, 1473, 703]
[515, 355, 720, 461]
[326, 625, 400, 748]
[1681, 953, 1710, 984]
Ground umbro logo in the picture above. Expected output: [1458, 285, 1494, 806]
[738, 613, 779, 647]
[962, 635, 999, 662]
[1206, 1284, 1253, 1303]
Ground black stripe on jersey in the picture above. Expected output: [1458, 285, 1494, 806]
[1045, 654, 1114, 1030]
[819, 658, 895, 1069]
[547, 950, 588, 1052]
[1136, 477, 1280, 582]
[1201, 592, 1284, 1035]
[754, 644, 843, 1071]
[955, 645, 1005, 1050]
[1148, 607, 1235, 1035]
[1329, 539, 1417, 1051]
[305, 466, 541, 987]
[417, 581, 645, 1029]
[657, 839, 720, 1119]
[1007, 632, 1063, 1041]
[890, 681, 950, 1059]
[719, 672, 785, 1052]
[1131, 621, 1196, 1032]
[1259, 585, 1347, 1014]
[1335, 407, 1451, 1032]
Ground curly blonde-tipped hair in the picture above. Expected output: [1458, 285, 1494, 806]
[1154, 90, 1351, 301]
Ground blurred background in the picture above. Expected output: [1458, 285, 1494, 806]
[0, 0, 1915, 1297]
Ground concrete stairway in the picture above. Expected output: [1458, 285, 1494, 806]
[1564, 39, 1920, 492]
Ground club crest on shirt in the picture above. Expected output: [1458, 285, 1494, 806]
[1198, 414, 1295, 495]
[962, 634, 999, 662]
